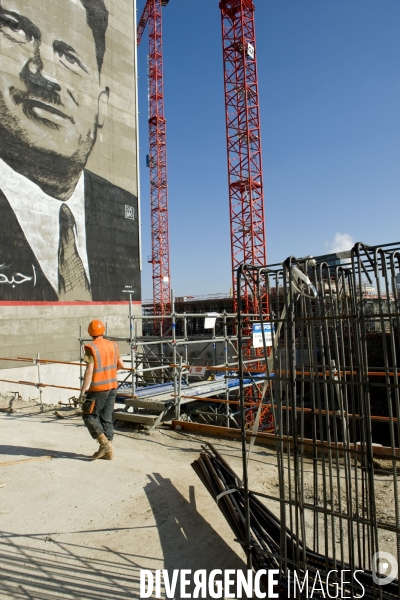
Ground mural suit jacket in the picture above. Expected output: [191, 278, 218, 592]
[0, 170, 141, 302]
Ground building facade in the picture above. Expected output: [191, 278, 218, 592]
[0, 0, 141, 379]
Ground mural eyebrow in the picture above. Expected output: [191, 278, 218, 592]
[0, 8, 41, 42]
[53, 40, 88, 73]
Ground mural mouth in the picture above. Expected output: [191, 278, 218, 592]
[19, 98, 74, 123]
[11, 87, 74, 128]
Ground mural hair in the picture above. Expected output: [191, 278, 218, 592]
[80, 0, 109, 72]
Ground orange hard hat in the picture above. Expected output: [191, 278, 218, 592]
[88, 320, 105, 337]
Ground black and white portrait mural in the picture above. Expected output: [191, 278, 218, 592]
[0, 0, 140, 302]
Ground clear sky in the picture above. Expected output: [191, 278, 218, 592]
[136, 0, 400, 301]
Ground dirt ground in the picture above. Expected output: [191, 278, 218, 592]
[0, 397, 251, 600]
[1, 397, 397, 599]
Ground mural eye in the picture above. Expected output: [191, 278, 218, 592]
[54, 42, 87, 74]
[2, 15, 19, 30]
[64, 53, 77, 65]
[8, 18, 19, 30]
[0, 14, 28, 41]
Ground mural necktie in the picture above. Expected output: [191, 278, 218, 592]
[58, 203, 91, 301]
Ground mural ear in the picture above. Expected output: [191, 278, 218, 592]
[97, 86, 110, 129]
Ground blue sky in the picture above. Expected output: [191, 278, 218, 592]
[136, 0, 400, 300]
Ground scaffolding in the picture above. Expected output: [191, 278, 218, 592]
[77, 291, 271, 431]
[0, 292, 270, 428]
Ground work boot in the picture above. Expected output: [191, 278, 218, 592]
[100, 442, 114, 460]
[92, 433, 112, 460]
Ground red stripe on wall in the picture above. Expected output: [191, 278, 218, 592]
[0, 301, 142, 306]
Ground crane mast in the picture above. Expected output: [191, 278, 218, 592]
[137, 0, 171, 322]
[219, 0, 267, 316]
[220, 0, 271, 429]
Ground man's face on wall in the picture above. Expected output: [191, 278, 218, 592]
[0, 0, 105, 163]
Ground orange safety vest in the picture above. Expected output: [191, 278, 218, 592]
[85, 338, 119, 392]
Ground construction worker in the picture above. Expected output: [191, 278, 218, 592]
[80, 319, 125, 460]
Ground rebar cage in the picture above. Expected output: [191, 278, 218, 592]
[236, 242, 400, 598]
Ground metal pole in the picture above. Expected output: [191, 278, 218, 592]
[184, 314, 188, 384]
[237, 267, 252, 570]
[212, 343, 217, 380]
[134, 317, 139, 390]
[223, 312, 230, 427]
[36, 353, 43, 412]
[129, 293, 135, 396]
[159, 308, 164, 383]
[79, 324, 83, 392]
[176, 354, 183, 420]
[171, 289, 177, 405]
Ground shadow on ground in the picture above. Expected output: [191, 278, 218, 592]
[0, 476, 245, 599]
[0, 445, 88, 461]
[144, 473, 246, 599]
[0, 532, 141, 599]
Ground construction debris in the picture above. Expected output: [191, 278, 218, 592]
[193, 443, 398, 599]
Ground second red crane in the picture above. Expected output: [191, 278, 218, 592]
[137, 0, 171, 321]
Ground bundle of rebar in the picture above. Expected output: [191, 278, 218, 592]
[192, 442, 398, 599]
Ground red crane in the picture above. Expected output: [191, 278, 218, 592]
[137, 0, 171, 322]
[220, 0, 271, 430]
[219, 0, 267, 315]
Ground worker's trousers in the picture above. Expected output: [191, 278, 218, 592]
[82, 388, 117, 441]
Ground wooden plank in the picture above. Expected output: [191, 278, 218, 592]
[0, 357, 32, 363]
[171, 420, 400, 459]
[174, 397, 398, 422]
[18, 356, 85, 366]
[125, 399, 166, 411]
[113, 411, 158, 424]
[172, 420, 276, 447]
[0, 379, 80, 391]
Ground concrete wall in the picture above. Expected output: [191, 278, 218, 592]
[0, 302, 139, 401]
[0, 303, 139, 361]
[0, 363, 81, 405]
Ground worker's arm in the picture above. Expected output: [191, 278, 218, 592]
[117, 356, 126, 370]
[81, 362, 94, 395]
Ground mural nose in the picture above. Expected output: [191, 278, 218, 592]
[21, 60, 62, 95]
[28, 60, 39, 75]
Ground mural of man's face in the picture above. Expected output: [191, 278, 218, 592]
[0, 0, 106, 166]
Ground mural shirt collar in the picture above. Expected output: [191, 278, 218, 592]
[0, 158, 91, 295]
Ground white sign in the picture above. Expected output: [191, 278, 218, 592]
[247, 42, 255, 59]
[189, 366, 206, 377]
[252, 323, 273, 348]
[204, 312, 220, 329]
[125, 205, 135, 220]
